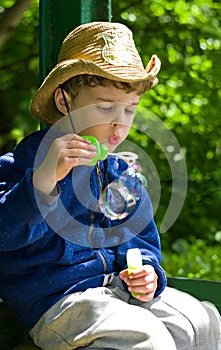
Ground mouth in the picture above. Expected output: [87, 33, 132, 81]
[108, 134, 121, 145]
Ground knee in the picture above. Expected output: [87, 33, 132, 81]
[169, 299, 221, 348]
[200, 301, 221, 340]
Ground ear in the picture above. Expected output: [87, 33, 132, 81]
[54, 87, 72, 115]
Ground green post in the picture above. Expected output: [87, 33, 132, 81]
[39, 0, 112, 83]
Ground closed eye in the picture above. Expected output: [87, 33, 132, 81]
[125, 109, 135, 115]
[96, 104, 114, 113]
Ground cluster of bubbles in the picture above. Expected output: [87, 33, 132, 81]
[99, 159, 148, 220]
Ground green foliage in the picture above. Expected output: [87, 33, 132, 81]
[162, 238, 221, 281]
[0, 0, 39, 153]
[0, 0, 220, 280]
[112, 0, 221, 274]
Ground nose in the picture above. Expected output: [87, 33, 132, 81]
[110, 112, 125, 128]
[110, 122, 121, 128]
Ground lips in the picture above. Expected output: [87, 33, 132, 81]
[109, 134, 121, 145]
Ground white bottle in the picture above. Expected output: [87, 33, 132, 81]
[126, 248, 143, 297]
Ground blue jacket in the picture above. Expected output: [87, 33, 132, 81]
[0, 129, 166, 331]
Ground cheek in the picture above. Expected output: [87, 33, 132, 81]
[120, 125, 131, 138]
[78, 125, 108, 138]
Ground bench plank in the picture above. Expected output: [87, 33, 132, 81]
[167, 277, 221, 313]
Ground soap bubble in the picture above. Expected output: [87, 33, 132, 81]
[99, 162, 148, 220]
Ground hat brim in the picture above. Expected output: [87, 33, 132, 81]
[30, 55, 161, 125]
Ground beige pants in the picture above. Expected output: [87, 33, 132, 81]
[30, 277, 221, 350]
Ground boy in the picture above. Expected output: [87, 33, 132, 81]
[0, 22, 220, 350]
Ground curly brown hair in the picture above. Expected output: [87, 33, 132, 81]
[61, 74, 153, 103]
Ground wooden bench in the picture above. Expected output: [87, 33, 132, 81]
[167, 277, 221, 313]
[1, 277, 220, 350]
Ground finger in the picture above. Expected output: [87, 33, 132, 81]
[128, 273, 156, 288]
[69, 157, 96, 166]
[119, 270, 130, 284]
[57, 155, 94, 172]
[128, 266, 155, 279]
[64, 148, 97, 159]
[66, 140, 97, 151]
[128, 280, 156, 294]
[51, 134, 93, 156]
[56, 134, 97, 152]
[128, 286, 155, 302]
[136, 290, 155, 302]
[128, 283, 157, 303]
[61, 133, 90, 143]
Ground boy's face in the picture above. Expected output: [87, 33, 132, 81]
[69, 82, 140, 152]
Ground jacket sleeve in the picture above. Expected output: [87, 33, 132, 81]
[0, 141, 59, 251]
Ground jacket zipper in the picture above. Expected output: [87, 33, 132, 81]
[97, 250, 108, 272]
[88, 162, 105, 251]
[96, 161, 103, 193]
[89, 162, 102, 245]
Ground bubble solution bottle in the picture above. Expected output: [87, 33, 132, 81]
[126, 248, 143, 298]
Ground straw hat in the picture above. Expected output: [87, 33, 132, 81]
[30, 21, 161, 125]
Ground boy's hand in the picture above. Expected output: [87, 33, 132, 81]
[119, 265, 158, 302]
[33, 134, 97, 195]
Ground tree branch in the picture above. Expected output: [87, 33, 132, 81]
[0, 0, 33, 47]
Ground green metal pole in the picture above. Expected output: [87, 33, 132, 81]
[39, 0, 112, 83]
